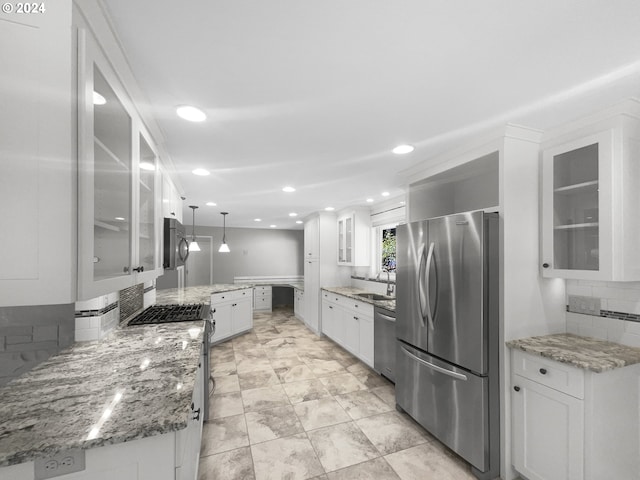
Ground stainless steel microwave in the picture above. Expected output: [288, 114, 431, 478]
[163, 218, 190, 269]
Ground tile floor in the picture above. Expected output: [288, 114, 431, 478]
[199, 306, 476, 480]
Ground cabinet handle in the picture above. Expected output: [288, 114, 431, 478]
[539, 368, 547, 375]
[329, 306, 333, 309]
[354, 316, 359, 321]
[123, 266, 130, 273]
[513, 386, 520, 392]
[133, 266, 145, 273]
[193, 408, 201, 421]
[170, 212, 175, 216]
[542, 263, 550, 268]
[232, 303, 237, 307]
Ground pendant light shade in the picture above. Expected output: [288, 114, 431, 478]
[188, 205, 201, 252]
[218, 212, 230, 253]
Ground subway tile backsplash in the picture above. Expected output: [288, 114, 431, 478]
[566, 280, 640, 348]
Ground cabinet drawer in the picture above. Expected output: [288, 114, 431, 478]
[232, 288, 252, 300]
[512, 350, 584, 399]
[211, 292, 233, 304]
[254, 286, 271, 293]
[340, 297, 373, 316]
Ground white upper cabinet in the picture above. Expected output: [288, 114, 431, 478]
[77, 28, 162, 300]
[0, 0, 75, 307]
[337, 208, 371, 266]
[541, 100, 640, 280]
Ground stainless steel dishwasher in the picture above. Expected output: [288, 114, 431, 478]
[374, 306, 396, 383]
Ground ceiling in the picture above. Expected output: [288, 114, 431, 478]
[101, 0, 640, 229]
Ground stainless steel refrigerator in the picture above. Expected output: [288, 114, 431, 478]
[396, 210, 499, 480]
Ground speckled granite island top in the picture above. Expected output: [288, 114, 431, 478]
[155, 283, 249, 304]
[0, 320, 204, 467]
[322, 286, 396, 311]
[507, 333, 640, 373]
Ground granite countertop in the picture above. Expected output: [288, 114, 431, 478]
[507, 333, 640, 373]
[322, 286, 396, 312]
[0, 320, 204, 467]
[155, 284, 249, 304]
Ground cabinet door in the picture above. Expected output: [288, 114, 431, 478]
[304, 260, 320, 332]
[232, 298, 253, 334]
[343, 311, 360, 355]
[304, 217, 320, 259]
[321, 300, 335, 338]
[512, 375, 584, 480]
[136, 130, 161, 278]
[358, 315, 374, 367]
[211, 302, 232, 343]
[78, 30, 160, 299]
[541, 131, 611, 279]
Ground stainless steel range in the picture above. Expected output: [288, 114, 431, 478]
[127, 303, 207, 325]
[128, 303, 215, 420]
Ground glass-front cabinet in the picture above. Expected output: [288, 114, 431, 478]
[541, 104, 640, 280]
[337, 209, 370, 267]
[78, 29, 161, 299]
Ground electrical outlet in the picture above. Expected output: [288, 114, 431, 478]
[34, 449, 85, 480]
[568, 295, 601, 316]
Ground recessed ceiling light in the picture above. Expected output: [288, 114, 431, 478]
[176, 105, 206, 122]
[325, 207, 335, 211]
[296, 220, 303, 224]
[254, 218, 262, 222]
[289, 212, 298, 217]
[139, 162, 155, 171]
[282, 186, 296, 193]
[392, 144, 414, 154]
[381, 191, 390, 197]
[115, 217, 125, 221]
[400, 201, 406, 205]
[206, 202, 217, 206]
[270, 224, 277, 228]
[192, 168, 210, 176]
[93, 91, 106, 105]
[366, 198, 374, 203]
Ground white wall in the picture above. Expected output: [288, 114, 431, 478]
[178, 226, 304, 285]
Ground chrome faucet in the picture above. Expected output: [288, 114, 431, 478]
[377, 269, 395, 297]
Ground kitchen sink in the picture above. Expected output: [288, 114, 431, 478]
[355, 293, 394, 301]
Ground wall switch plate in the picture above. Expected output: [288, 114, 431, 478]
[34, 449, 85, 479]
[568, 295, 601, 316]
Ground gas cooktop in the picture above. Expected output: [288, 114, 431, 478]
[127, 303, 206, 326]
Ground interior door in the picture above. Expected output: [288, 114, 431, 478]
[428, 211, 486, 374]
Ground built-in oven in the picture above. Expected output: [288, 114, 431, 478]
[163, 218, 190, 269]
[127, 303, 214, 420]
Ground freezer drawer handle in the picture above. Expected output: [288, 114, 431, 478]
[400, 346, 468, 381]
[377, 312, 396, 322]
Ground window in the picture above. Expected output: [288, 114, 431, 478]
[381, 226, 396, 273]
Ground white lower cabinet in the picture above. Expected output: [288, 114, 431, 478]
[321, 291, 374, 367]
[510, 349, 640, 480]
[253, 286, 272, 312]
[210, 289, 253, 344]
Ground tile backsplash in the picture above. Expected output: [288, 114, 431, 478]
[0, 303, 75, 386]
[566, 280, 640, 348]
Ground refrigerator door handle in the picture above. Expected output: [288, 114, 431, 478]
[417, 243, 428, 326]
[401, 346, 468, 381]
[425, 242, 436, 328]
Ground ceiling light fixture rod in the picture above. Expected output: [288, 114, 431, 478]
[188, 205, 201, 252]
[219, 212, 230, 253]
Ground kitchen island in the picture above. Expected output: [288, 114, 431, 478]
[0, 311, 205, 479]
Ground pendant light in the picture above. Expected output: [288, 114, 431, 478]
[218, 212, 230, 253]
[188, 205, 201, 252]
